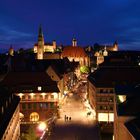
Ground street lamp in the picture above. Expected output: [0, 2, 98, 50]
[38, 122, 47, 132]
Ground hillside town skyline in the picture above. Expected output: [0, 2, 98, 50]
[0, 1, 140, 51]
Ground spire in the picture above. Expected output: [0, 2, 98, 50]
[38, 25, 44, 42]
[72, 38, 77, 47]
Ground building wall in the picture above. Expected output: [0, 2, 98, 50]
[2, 105, 20, 140]
[87, 79, 115, 123]
[114, 115, 135, 140]
[87, 81, 96, 112]
[114, 97, 135, 140]
[17, 92, 59, 122]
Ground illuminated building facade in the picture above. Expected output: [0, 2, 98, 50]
[61, 39, 90, 66]
[34, 26, 57, 59]
[87, 66, 140, 132]
[87, 79, 114, 124]
[0, 88, 20, 140]
[9, 45, 14, 56]
[94, 42, 119, 65]
[1, 71, 60, 123]
[114, 85, 140, 140]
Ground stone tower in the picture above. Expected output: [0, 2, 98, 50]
[37, 26, 44, 59]
[9, 45, 14, 56]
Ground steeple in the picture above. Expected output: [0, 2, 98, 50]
[72, 38, 77, 47]
[38, 25, 44, 42]
[9, 45, 14, 56]
[37, 25, 44, 59]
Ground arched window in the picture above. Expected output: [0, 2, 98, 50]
[19, 112, 24, 121]
[30, 112, 39, 122]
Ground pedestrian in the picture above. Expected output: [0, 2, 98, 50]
[64, 115, 67, 121]
[69, 117, 71, 121]
[66, 116, 68, 121]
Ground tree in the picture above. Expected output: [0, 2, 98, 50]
[80, 66, 90, 74]
[21, 126, 38, 140]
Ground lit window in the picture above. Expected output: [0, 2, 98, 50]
[22, 95, 25, 100]
[28, 95, 31, 100]
[98, 113, 114, 122]
[30, 112, 39, 122]
[18, 93, 24, 98]
[45, 95, 48, 99]
[40, 95, 43, 99]
[51, 95, 54, 99]
[38, 86, 42, 91]
[98, 113, 108, 122]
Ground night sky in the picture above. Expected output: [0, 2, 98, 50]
[0, 0, 140, 52]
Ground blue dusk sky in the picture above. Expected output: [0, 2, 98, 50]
[0, 0, 140, 52]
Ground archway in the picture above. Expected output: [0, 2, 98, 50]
[30, 112, 39, 122]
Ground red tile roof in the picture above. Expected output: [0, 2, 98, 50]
[61, 46, 87, 58]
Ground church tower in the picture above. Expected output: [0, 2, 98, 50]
[9, 45, 14, 56]
[113, 41, 119, 51]
[37, 26, 44, 59]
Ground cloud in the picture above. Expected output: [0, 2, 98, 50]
[0, 25, 33, 42]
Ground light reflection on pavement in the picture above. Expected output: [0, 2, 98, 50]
[47, 81, 100, 140]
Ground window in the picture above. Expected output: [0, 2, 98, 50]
[45, 103, 48, 109]
[40, 95, 43, 100]
[28, 104, 32, 109]
[109, 106, 113, 110]
[28, 95, 31, 100]
[100, 106, 103, 110]
[30, 112, 39, 122]
[39, 103, 43, 108]
[100, 89, 103, 93]
[22, 103, 26, 110]
[51, 95, 54, 99]
[22, 95, 25, 100]
[45, 95, 48, 99]
[33, 103, 36, 109]
[103, 106, 107, 110]
[33, 95, 36, 100]
[50, 102, 54, 108]
[109, 97, 113, 102]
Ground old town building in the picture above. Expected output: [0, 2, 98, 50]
[61, 39, 90, 67]
[1, 71, 60, 123]
[0, 88, 20, 140]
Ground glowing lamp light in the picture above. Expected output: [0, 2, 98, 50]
[38, 122, 47, 131]
[18, 93, 24, 98]
[118, 95, 126, 103]
[38, 86, 42, 91]
[52, 92, 58, 99]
